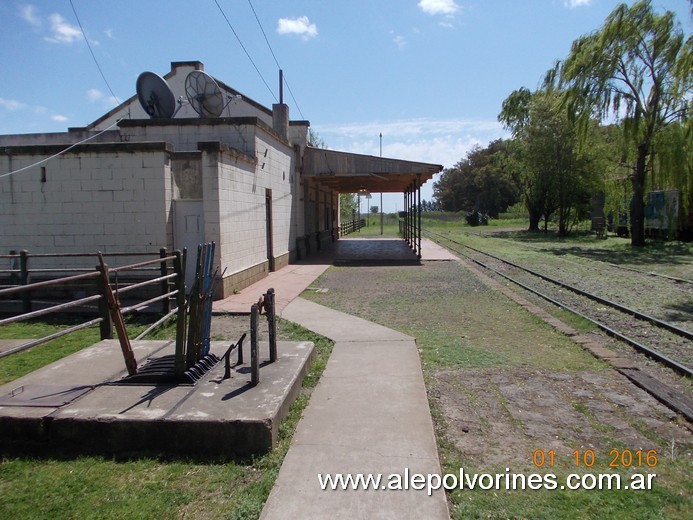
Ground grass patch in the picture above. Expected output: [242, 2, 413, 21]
[449, 462, 691, 520]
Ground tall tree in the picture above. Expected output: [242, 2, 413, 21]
[339, 193, 358, 223]
[432, 140, 519, 217]
[548, 0, 691, 245]
[500, 89, 601, 234]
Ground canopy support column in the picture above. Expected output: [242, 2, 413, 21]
[401, 177, 421, 258]
[416, 174, 422, 259]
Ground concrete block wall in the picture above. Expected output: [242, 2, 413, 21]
[261, 134, 295, 262]
[121, 121, 256, 156]
[0, 144, 172, 269]
[195, 131, 296, 296]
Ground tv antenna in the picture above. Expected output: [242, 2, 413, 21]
[136, 72, 176, 118]
[185, 70, 224, 117]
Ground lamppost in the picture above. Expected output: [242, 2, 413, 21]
[379, 133, 384, 235]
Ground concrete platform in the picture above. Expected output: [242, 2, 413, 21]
[0, 338, 314, 458]
[213, 237, 453, 314]
[332, 238, 421, 265]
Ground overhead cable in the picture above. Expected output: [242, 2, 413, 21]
[213, 0, 278, 102]
[246, 0, 306, 119]
[69, 0, 121, 104]
[0, 119, 121, 180]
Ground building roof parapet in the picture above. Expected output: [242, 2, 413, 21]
[197, 141, 257, 166]
[0, 141, 174, 157]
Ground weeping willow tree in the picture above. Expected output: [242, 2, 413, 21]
[547, 0, 691, 246]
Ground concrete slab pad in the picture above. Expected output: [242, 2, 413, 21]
[0, 339, 314, 458]
[333, 238, 421, 266]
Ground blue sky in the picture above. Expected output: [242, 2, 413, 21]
[1, 0, 690, 212]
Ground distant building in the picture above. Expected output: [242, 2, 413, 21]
[0, 61, 441, 298]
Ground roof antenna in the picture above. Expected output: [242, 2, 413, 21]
[279, 69, 284, 105]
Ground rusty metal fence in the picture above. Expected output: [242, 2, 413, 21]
[0, 249, 179, 314]
[0, 249, 186, 359]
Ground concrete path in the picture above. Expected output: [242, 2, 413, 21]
[213, 263, 331, 314]
[260, 298, 449, 519]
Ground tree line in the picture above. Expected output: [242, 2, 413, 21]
[433, 0, 691, 245]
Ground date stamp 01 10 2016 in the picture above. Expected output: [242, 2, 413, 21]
[532, 448, 659, 469]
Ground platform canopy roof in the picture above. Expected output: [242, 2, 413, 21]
[302, 146, 443, 193]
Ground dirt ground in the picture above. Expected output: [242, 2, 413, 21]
[432, 366, 685, 471]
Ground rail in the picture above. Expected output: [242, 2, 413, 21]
[0, 248, 176, 313]
[0, 249, 186, 359]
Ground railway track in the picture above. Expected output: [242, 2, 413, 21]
[465, 228, 693, 285]
[426, 229, 693, 422]
[425, 229, 692, 379]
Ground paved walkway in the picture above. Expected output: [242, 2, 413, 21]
[212, 238, 452, 518]
[261, 298, 449, 519]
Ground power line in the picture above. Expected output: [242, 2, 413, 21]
[69, 0, 120, 104]
[213, 0, 277, 103]
[246, 0, 306, 120]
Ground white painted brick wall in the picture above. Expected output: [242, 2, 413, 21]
[0, 147, 172, 269]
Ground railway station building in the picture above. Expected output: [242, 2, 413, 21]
[0, 61, 442, 298]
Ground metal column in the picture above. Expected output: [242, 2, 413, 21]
[417, 174, 422, 259]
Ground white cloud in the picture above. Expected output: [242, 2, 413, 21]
[277, 16, 318, 39]
[418, 0, 460, 16]
[87, 88, 103, 103]
[392, 34, 407, 49]
[19, 4, 41, 27]
[86, 89, 118, 108]
[0, 98, 27, 111]
[315, 118, 506, 169]
[45, 13, 81, 44]
[314, 117, 508, 210]
[51, 114, 68, 122]
[564, 0, 591, 8]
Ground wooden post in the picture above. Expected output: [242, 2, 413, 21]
[267, 288, 277, 363]
[250, 303, 260, 386]
[97, 253, 137, 376]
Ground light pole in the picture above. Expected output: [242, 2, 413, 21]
[379, 133, 383, 236]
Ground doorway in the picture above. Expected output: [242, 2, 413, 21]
[173, 199, 204, 292]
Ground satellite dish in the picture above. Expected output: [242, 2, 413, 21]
[136, 72, 176, 119]
[185, 70, 224, 117]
